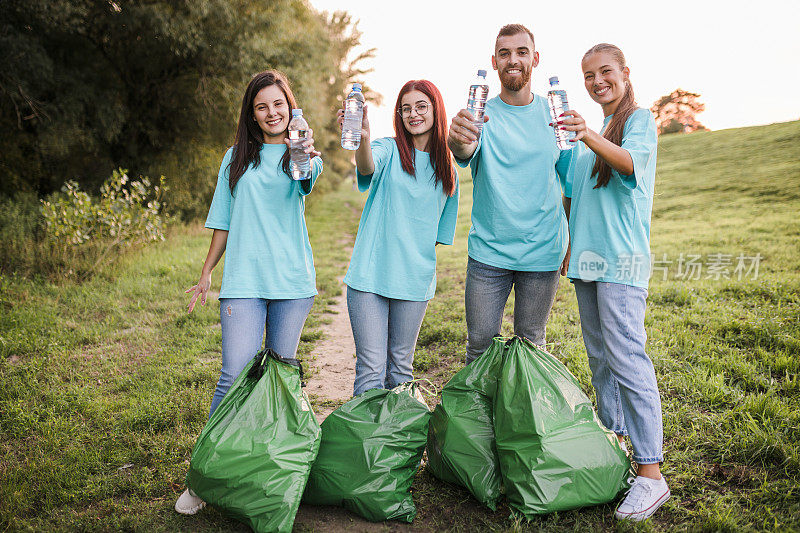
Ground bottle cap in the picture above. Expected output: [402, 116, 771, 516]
[292, 109, 303, 117]
[549, 76, 559, 86]
[352, 83, 362, 91]
[477, 69, 487, 77]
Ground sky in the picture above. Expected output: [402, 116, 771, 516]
[308, 0, 800, 139]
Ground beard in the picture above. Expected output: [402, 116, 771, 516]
[499, 64, 532, 92]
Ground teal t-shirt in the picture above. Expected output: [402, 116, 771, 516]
[205, 144, 323, 299]
[565, 108, 658, 287]
[344, 137, 460, 301]
[456, 94, 572, 271]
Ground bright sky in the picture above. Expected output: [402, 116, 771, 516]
[308, 0, 800, 139]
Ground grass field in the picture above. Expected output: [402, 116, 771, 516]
[1, 120, 799, 532]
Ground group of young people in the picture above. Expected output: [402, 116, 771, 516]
[176, 23, 669, 523]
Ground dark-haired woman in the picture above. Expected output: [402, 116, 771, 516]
[176, 70, 321, 515]
[337, 80, 459, 396]
[557, 44, 668, 521]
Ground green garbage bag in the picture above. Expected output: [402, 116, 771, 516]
[186, 349, 321, 533]
[426, 337, 505, 510]
[494, 337, 631, 518]
[303, 382, 430, 522]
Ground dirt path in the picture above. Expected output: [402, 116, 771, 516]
[296, 241, 423, 531]
[305, 273, 356, 422]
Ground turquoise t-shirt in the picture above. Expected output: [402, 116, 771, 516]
[344, 137, 460, 301]
[205, 144, 323, 299]
[565, 108, 658, 288]
[456, 95, 572, 271]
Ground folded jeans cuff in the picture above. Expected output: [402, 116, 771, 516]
[633, 455, 663, 465]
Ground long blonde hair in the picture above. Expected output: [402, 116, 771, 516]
[583, 44, 637, 188]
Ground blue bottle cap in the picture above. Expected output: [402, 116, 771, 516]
[549, 76, 559, 85]
[477, 69, 487, 77]
[292, 108, 303, 117]
[352, 83, 362, 91]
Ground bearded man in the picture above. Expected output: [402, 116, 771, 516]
[448, 23, 573, 363]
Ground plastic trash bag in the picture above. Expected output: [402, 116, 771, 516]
[494, 336, 631, 518]
[303, 382, 430, 522]
[186, 349, 321, 533]
[426, 337, 506, 510]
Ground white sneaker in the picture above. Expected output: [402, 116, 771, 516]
[175, 488, 206, 515]
[615, 475, 670, 521]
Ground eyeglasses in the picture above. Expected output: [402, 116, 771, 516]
[398, 102, 430, 118]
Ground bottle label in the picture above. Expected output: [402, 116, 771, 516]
[289, 130, 307, 141]
[344, 99, 363, 112]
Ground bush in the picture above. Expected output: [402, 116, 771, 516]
[0, 169, 166, 280]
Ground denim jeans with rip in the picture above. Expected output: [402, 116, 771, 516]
[464, 257, 560, 363]
[208, 296, 314, 416]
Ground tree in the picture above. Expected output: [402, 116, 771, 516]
[0, 0, 376, 217]
[650, 88, 707, 135]
[314, 10, 380, 191]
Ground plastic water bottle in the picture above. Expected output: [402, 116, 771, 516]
[467, 69, 489, 133]
[547, 76, 576, 150]
[341, 83, 365, 150]
[288, 109, 311, 180]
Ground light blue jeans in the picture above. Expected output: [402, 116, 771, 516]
[573, 280, 664, 464]
[347, 287, 429, 396]
[208, 296, 314, 416]
[464, 257, 560, 363]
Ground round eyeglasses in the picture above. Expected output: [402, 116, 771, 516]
[398, 102, 430, 118]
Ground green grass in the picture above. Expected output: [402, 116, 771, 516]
[1, 120, 799, 531]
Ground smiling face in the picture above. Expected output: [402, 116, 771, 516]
[252, 84, 290, 142]
[399, 90, 434, 138]
[582, 51, 630, 115]
[492, 32, 538, 92]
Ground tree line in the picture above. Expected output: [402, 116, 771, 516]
[0, 0, 375, 219]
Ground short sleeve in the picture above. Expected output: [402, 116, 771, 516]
[299, 156, 323, 196]
[356, 137, 394, 192]
[613, 109, 657, 191]
[436, 174, 460, 245]
[205, 148, 234, 231]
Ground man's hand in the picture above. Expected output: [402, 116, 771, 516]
[447, 109, 488, 160]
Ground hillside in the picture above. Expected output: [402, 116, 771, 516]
[1, 121, 798, 531]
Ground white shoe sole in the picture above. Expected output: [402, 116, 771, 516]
[175, 489, 207, 515]
[615, 488, 670, 521]
[175, 500, 206, 515]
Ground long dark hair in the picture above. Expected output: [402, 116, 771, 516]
[228, 70, 297, 192]
[392, 80, 456, 196]
[583, 43, 637, 188]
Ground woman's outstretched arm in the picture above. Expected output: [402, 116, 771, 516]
[185, 229, 228, 312]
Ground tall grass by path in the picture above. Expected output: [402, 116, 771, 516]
[0, 187, 362, 532]
[1, 121, 799, 531]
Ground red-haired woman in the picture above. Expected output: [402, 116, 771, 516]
[337, 80, 459, 396]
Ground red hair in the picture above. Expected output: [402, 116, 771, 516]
[392, 80, 456, 196]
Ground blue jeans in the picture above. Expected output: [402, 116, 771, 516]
[347, 287, 429, 396]
[464, 257, 560, 363]
[208, 296, 314, 416]
[573, 280, 663, 464]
